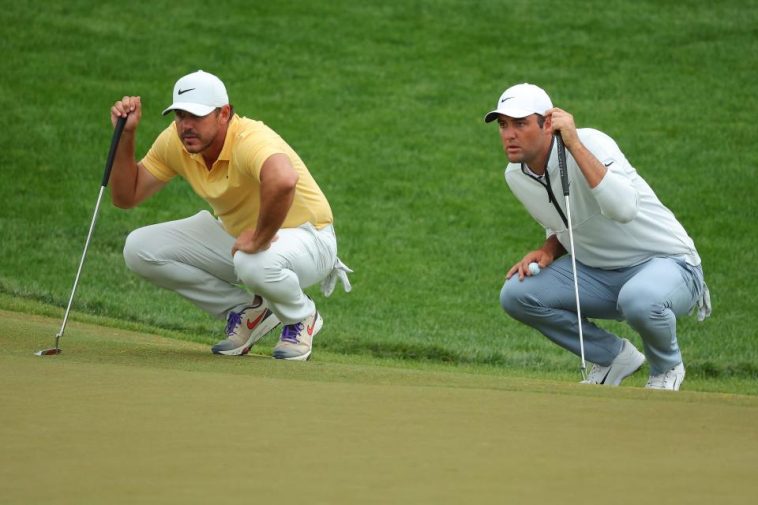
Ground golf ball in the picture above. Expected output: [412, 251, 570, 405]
[528, 262, 541, 275]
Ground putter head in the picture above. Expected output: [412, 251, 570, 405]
[35, 348, 62, 356]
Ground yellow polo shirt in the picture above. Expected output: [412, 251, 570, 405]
[141, 115, 333, 237]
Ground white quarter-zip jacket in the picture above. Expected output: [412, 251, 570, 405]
[504, 128, 700, 269]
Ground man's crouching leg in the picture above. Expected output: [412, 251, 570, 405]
[233, 225, 336, 361]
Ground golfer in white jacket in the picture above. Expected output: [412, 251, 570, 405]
[486, 83, 711, 391]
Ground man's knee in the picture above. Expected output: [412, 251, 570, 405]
[123, 227, 159, 277]
[233, 252, 283, 292]
[500, 278, 530, 318]
[618, 287, 667, 325]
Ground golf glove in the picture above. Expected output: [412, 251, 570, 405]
[696, 282, 712, 322]
[321, 257, 353, 297]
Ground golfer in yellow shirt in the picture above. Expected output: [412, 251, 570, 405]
[110, 70, 351, 361]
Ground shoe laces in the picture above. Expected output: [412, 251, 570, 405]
[280, 323, 304, 344]
[225, 310, 242, 337]
[648, 370, 672, 388]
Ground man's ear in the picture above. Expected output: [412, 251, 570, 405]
[220, 104, 232, 122]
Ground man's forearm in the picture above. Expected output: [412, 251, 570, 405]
[109, 131, 140, 208]
[541, 234, 566, 260]
[566, 142, 607, 189]
[251, 186, 295, 251]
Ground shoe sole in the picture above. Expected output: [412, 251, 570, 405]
[646, 380, 684, 391]
[272, 312, 323, 361]
[274, 350, 312, 361]
[212, 312, 281, 356]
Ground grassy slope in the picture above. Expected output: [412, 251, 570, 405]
[0, 0, 756, 387]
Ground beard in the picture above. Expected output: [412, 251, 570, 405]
[180, 131, 214, 154]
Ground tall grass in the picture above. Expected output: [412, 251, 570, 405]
[1, 0, 756, 384]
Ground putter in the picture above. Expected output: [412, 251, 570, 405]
[555, 133, 587, 379]
[36, 116, 127, 356]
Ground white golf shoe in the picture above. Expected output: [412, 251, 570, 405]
[646, 363, 686, 391]
[212, 300, 281, 356]
[580, 338, 646, 386]
[272, 309, 323, 361]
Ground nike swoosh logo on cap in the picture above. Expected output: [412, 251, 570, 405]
[500, 96, 514, 103]
[178, 88, 195, 95]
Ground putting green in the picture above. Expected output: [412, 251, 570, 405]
[1, 309, 756, 504]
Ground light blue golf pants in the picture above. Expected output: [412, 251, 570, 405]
[500, 256, 705, 374]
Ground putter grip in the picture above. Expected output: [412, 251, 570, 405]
[101, 116, 127, 187]
[556, 133, 569, 196]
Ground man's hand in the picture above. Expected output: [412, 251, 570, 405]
[232, 229, 279, 256]
[547, 107, 609, 189]
[506, 236, 565, 281]
[546, 107, 579, 150]
[506, 250, 554, 281]
[111, 96, 142, 132]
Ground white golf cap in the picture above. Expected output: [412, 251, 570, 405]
[162, 70, 229, 116]
[484, 83, 553, 123]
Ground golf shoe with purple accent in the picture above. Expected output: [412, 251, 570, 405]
[272, 309, 323, 361]
[212, 299, 281, 356]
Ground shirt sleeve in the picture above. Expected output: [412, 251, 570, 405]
[237, 129, 290, 180]
[582, 130, 639, 223]
[249, 147, 288, 180]
[140, 125, 179, 182]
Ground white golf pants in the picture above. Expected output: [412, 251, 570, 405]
[123, 210, 337, 324]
